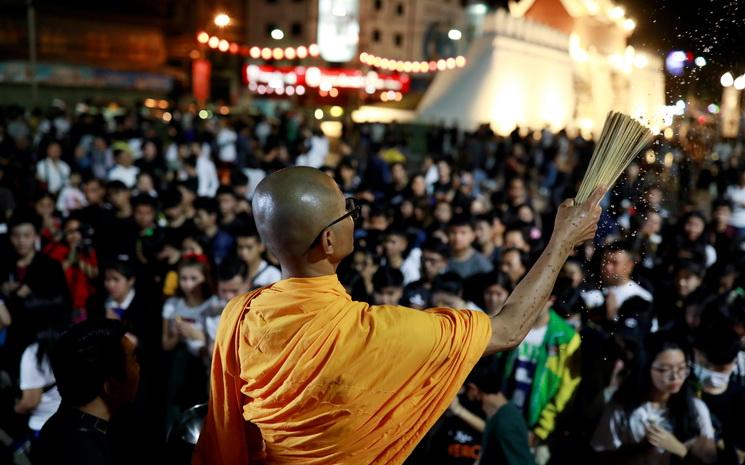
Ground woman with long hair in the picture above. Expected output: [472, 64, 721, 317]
[591, 332, 716, 464]
[162, 256, 219, 429]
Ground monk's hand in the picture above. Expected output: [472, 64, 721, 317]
[551, 186, 605, 249]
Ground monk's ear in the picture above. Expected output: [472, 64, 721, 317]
[320, 229, 335, 255]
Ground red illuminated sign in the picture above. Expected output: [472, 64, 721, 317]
[243, 64, 410, 95]
[192, 59, 211, 104]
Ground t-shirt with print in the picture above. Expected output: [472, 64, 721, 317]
[726, 185, 745, 228]
[162, 295, 220, 356]
[505, 325, 546, 413]
[425, 409, 485, 465]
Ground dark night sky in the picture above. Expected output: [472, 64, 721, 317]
[625, 0, 745, 69]
[489, 0, 745, 101]
[624, 0, 745, 101]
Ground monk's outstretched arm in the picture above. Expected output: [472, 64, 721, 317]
[484, 187, 605, 355]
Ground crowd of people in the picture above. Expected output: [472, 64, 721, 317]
[0, 100, 744, 465]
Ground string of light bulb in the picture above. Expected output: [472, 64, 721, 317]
[196, 31, 320, 60]
[359, 52, 467, 74]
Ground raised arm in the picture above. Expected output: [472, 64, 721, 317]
[484, 187, 605, 355]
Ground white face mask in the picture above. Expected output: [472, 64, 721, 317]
[693, 363, 731, 390]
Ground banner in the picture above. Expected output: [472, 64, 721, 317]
[192, 59, 211, 104]
[243, 64, 410, 93]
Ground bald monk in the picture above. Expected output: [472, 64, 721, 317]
[194, 166, 604, 465]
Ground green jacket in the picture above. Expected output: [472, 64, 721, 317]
[493, 310, 581, 440]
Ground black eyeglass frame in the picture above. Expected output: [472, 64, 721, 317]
[306, 198, 360, 253]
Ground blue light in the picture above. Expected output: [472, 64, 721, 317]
[665, 50, 687, 76]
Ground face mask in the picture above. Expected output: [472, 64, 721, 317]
[693, 363, 731, 390]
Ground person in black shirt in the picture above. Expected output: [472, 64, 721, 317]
[693, 321, 745, 465]
[90, 180, 137, 268]
[160, 188, 197, 262]
[131, 194, 165, 267]
[78, 177, 114, 261]
[33, 318, 140, 465]
[401, 238, 449, 309]
[656, 260, 708, 329]
[0, 209, 70, 380]
[215, 185, 250, 234]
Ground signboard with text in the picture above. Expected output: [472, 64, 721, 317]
[243, 64, 410, 94]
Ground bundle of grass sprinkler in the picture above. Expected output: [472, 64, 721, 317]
[575, 111, 655, 204]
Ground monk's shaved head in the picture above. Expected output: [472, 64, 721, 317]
[253, 167, 347, 260]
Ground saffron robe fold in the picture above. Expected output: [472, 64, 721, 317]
[195, 274, 491, 465]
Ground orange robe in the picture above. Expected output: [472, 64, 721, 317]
[194, 274, 491, 465]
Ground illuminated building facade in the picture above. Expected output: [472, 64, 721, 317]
[418, 0, 667, 135]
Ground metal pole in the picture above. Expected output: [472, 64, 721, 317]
[27, 0, 38, 105]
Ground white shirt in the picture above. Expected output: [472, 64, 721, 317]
[726, 185, 745, 228]
[704, 245, 717, 268]
[165, 142, 179, 166]
[295, 135, 329, 168]
[382, 248, 422, 286]
[36, 158, 70, 194]
[250, 260, 282, 289]
[592, 399, 714, 465]
[607, 281, 653, 307]
[424, 164, 439, 193]
[108, 164, 140, 188]
[582, 280, 653, 309]
[197, 154, 219, 197]
[56, 186, 87, 216]
[581, 281, 657, 330]
[105, 289, 136, 317]
[163, 295, 220, 355]
[128, 138, 143, 160]
[401, 248, 422, 286]
[217, 127, 238, 163]
[19, 343, 62, 431]
[243, 168, 266, 199]
[255, 121, 271, 146]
